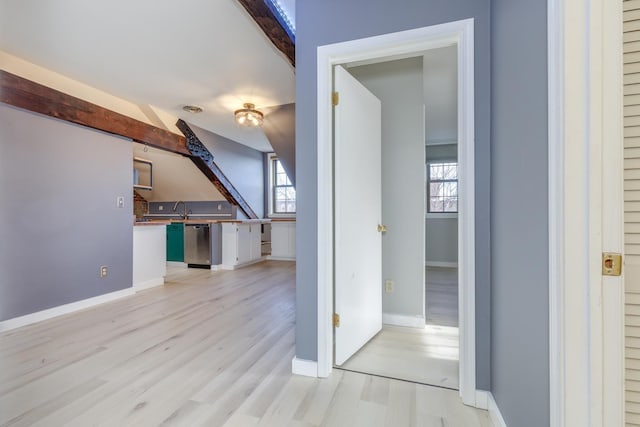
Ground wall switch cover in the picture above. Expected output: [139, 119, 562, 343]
[116, 196, 125, 208]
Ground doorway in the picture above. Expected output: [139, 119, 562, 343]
[333, 50, 460, 390]
[316, 19, 477, 406]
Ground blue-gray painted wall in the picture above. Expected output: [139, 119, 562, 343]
[296, 1, 549, 425]
[190, 124, 265, 218]
[0, 104, 133, 321]
[491, 1, 549, 425]
[296, 0, 492, 389]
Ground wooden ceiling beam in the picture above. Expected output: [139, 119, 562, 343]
[0, 70, 190, 155]
[236, 0, 295, 67]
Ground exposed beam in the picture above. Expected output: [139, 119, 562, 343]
[236, 0, 295, 67]
[176, 119, 259, 219]
[0, 70, 189, 155]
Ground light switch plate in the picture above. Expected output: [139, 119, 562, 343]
[116, 196, 125, 208]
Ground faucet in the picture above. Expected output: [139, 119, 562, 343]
[173, 201, 189, 220]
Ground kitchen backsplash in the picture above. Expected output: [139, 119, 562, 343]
[146, 200, 237, 218]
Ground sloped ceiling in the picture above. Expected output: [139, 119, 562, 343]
[0, 0, 295, 152]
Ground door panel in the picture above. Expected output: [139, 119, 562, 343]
[334, 65, 383, 366]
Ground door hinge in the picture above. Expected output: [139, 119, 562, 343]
[332, 92, 339, 106]
[333, 313, 340, 328]
[602, 252, 622, 276]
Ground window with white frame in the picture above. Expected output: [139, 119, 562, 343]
[268, 153, 296, 215]
[427, 161, 458, 213]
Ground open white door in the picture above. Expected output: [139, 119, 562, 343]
[333, 65, 382, 366]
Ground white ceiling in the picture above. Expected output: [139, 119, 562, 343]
[0, 0, 296, 152]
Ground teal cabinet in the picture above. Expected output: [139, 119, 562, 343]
[166, 223, 184, 262]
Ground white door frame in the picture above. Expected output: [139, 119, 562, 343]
[548, 0, 624, 425]
[316, 18, 477, 406]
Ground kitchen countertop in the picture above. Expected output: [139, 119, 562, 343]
[134, 220, 171, 227]
[135, 218, 271, 225]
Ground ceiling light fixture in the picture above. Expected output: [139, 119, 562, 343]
[234, 103, 264, 127]
[182, 105, 203, 114]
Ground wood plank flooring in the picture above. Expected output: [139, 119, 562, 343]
[339, 325, 459, 389]
[426, 267, 458, 327]
[0, 261, 490, 426]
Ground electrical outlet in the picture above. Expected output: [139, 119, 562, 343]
[159, 205, 163, 211]
[100, 266, 108, 278]
[116, 196, 125, 208]
[385, 279, 394, 293]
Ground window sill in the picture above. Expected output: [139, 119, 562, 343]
[425, 212, 458, 219]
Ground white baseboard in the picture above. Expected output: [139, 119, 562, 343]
[267, 255, 296, 261]
[218, 257, 267, 271]
[133, 277, 164, 291]
[382, 313, 425, 328]
[166, 261, 187, 268]
[425, 261, 458, 268]
[475, 390, 489, 410]
[291, 357, 318, 377]
[487, 392, 507, 427]
[0, 288, 135, 333]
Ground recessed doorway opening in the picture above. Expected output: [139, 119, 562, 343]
[316, 18, 476, 406]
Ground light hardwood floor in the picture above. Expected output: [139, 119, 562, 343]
[339, 325, 459, 389]
[426, 267, 458, 328]
[0, 261, 490, 426]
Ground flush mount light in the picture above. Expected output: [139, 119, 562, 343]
[234, 103, 264, 127]
[182, 105, 203, 114]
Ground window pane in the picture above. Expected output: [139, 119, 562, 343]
[443, 182, 458, 198]
[443, 163, 457, 179]
[429, 182, 441, 198]
[430, 164, 443, 180]
[444, 197, 457, 212]
[276, 173, 288, 186]
[430, 197, 443, 212]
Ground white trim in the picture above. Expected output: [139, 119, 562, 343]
[425, 212, 458, 219]
[382, 313, 425, 328]
[218, 257, 266, 270]
[600, 0, 624, 423]
[425, 261, 458, 268]
[0, 288, 135, 333]
[266, 256, 296, 261]
[316, 18, 476, 406]
[425, 139, 458, 146]
[133, 277, 165, 291]
[166, 261, 188, 268]
[475, 390, 489, 410]
[548, 0, 624, 425]
[488, 392, 508, 427]
[547, 0, 565, 424]
[291, 357, 318, 377]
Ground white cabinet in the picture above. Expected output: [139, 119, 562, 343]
[133, 224, 167, 289]
[221, 222, 265, 269]
[270, 221, 296, 260]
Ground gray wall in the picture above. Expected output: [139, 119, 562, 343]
[491, 0, 549, 425]
[349, 57, 425, 319]
[191, 124, 265, 218]
[426, 143, 458, 264]
[263, 103, 296, 186]
[296, 0, 492, 391]
[426, 219, 457, 263]
[0, 104, 133, 321]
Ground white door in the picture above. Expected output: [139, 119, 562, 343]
[334, 65, 383, 366]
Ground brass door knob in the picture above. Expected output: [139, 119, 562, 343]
[377, 224, 387, 233]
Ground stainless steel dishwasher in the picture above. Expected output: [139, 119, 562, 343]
[184, 224, 211, 266]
